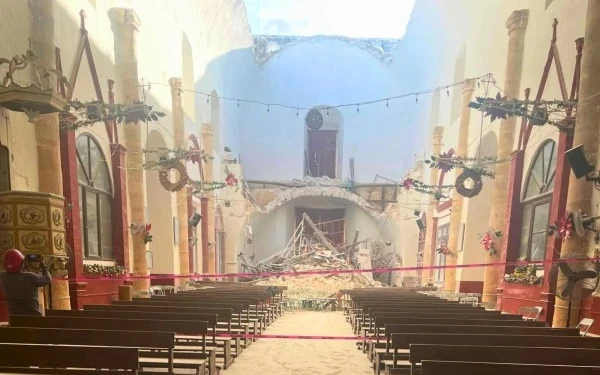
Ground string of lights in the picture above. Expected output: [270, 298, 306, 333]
[142, 73, 494, 114]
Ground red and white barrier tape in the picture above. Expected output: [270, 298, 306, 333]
[58, 256, 600, 282]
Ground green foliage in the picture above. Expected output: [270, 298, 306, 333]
[60, 100, 166, 131]
[83, 263, 127, 277]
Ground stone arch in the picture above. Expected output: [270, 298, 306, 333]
[303, 106, 344, 179]
[182, 33, 195, 121]
[261, 186, 377, 218]
[210, 90, 221, 156]
[145, 130, 175, 275]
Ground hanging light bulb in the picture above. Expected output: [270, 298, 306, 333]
[296, 108, 299, 116]
[237, 100, 240, 107]
[415, 94, 419, 104]
[446, 87, 450, 97]
[386, 99, 389, 107]
[356, 105, 360, 114]
[206, 94, 210, 104]
[267, 105, 270, 112]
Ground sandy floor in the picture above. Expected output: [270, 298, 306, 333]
[223, 311, 372, 375]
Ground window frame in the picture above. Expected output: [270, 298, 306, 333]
[434, 223, 450, 283]
[76, 134, 113, 261]
[518, 140, 556, 261]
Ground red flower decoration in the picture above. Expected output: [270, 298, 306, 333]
[402, 178, 413, 190]
[437, 244, 451, 256]
[187, 135, 203, 165]
[437, 151, 455, 173]
[480, 232, 494, 251]
[145, 223, 152, 233]
[225, 173, 238, 186]
[556, 214, 572, 241]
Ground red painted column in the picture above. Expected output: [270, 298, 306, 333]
[110, 144, 130, 271]
[59, 130, 85, 308]
[200, 196, 210, 274]
[542, 131, 573, 323]
[496, 150, 525, 308]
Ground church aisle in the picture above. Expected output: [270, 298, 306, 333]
[223, 311, 372, 375]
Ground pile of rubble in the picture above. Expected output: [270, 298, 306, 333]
[244, 249, 384, 299]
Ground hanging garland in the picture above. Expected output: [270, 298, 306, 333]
[467, 94, 575, 132]
[143, 147, 213, 171]
[401, 178, 453, 201]
[59, 100, 166, 131]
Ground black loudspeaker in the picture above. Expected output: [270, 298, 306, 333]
[189, 212, 202, 227]
[416, 218, 426, 231]
[566, 144, 594, 179]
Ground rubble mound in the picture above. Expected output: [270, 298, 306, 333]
[251, 250, 385, 299]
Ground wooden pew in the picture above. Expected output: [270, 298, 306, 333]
[110, 300, 256, 345]
[404, 345, 600, 375]
[84, 304, 247, 353]
[421, 360, 600, 375]
[0, 327, 180, 375]
[0, 343, 139, 374]
[370, 325, 579, 373]
[9, 315, 215, 375]
[46, 309, 234, 370]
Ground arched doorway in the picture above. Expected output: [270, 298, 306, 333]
[145, 130, 175, 275]
[303, 106, 344, 179]
[215, 205, 225, 275]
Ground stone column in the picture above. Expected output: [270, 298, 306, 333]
[444, 79, 476, 292]
[29, 0, 71, 310]
[422, 126, 444, 282]
[108, 8, 149, 293]
[169, 78, 190, 279]
[482, 9, 529, 305]
[553, 0, 600, 327]
[201, 124, 216, 274]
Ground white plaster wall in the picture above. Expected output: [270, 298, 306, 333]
[249, 195, 396, 262]
[426, 0, 588, 284]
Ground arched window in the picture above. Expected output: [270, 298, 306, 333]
[76, 134, 113, 260]
[518, 140, 557, 261]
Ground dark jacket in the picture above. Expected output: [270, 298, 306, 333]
[0, 270, 51, 316]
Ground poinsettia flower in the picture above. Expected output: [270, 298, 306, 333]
[225, 173, 238, 186]
[402, 178, 413, 190]
[555, 214, 572, 241]
[145, 223, 152, 233]
[480, 232, 494, 251]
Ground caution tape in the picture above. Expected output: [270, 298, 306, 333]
[56, 256, 600, 282]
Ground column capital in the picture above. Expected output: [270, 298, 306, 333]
[506, 9, 529, 35]
[169, 77, 183, 89]
[201, 123, 214, 136]
[461, 78, 477, 93]
[108, 8, 141, 31]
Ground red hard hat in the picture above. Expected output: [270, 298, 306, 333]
[2, 249, 24, 273]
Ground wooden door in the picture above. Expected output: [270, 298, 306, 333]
[307, 130, 337, 178]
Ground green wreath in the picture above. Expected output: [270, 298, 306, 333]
[159, 161, 189, 192]
[455, 169, 483, 198]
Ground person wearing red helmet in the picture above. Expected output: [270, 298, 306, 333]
[0, 249, 51, 316]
